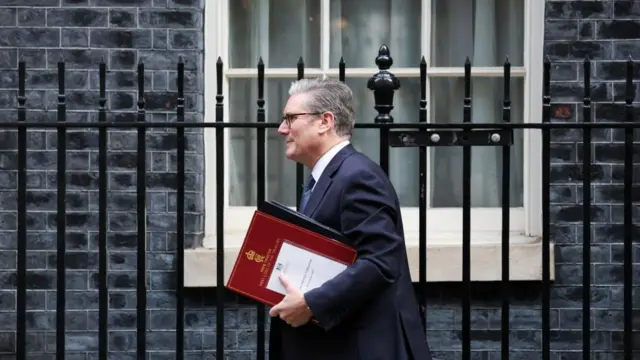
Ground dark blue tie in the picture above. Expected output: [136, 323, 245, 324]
[299, 175, 316, 213]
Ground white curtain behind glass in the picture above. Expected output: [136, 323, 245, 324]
[228, 0, 524, 209]
[430, 0, 524, 207]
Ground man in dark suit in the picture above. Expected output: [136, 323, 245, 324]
[268, 78, 431, 360]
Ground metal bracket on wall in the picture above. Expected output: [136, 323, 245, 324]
[388, 129, 514, 147]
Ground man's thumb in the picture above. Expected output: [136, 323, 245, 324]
[269, 304, 280, 317]
[279, 273, 293, 291]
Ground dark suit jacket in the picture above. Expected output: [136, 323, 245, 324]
[268, 144, 432, 360]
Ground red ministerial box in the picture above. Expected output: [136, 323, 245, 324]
[225, 202, 356, 307]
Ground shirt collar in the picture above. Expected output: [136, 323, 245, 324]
[310, 140, 350, 188]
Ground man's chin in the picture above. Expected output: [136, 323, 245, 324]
[284, 150, 296, 160]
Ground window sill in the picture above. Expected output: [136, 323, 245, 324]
[183, 232, 555, 287]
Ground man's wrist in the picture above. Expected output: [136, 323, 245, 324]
[303, 294, 313, 315]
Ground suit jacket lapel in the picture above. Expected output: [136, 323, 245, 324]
[302, 144, 356, 218]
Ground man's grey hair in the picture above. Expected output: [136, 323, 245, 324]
[288, 78, 355, 137]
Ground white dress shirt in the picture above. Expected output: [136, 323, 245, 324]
[309, 140, 350, 191]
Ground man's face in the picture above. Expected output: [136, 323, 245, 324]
[278, 93, 320, 163]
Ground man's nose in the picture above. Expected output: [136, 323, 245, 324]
[277, 121, 288, 135]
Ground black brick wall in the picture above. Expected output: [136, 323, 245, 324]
[0, 0, 638, 359]
[537, 2, 640, 358]
[0, 0, 207, 358]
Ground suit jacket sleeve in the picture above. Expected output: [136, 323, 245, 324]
[303, 167, 403, 331]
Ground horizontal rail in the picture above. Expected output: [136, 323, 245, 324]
[0, 121, 639, 129]
[225, 66, 528, 78]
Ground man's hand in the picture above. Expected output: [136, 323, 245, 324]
[269, 273, 313, 327]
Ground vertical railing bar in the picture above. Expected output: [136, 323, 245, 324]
[581, 57, 592, 360]
[256, 57, 266, 360]
[461, 57, 472, 360]
[541, 56, 552, 360]
[136, 60, 147, 360]
[418, 56, 427, 332]
[296, 57, 305, 210]
[56, 60, 67, 360]
[176, 57, 186, 359]
[339, 57, 345, 83]
[623, 55, 634, 360]
[500, 57, 511, 360]
[98, 59, 108, 360]
[378, 122, 389, 174]
[215, 57, 225, 360]
[16, 60, 27, 360]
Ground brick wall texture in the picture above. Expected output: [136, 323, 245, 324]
[0, 0, 638, 359]
[0, 0, 207, 359]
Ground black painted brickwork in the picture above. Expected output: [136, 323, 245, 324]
[536, 1, 640, 358]
[0, 0, 638, 359]
[0, 0, 207, 358]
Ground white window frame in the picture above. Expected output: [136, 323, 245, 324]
[201, 0, 545, 251]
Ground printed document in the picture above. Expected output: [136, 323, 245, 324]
[266, 241, 348, 295]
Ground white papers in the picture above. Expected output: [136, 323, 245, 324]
[266, 241, 348, 295]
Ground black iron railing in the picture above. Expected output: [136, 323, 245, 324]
[5, 45, 637, 360]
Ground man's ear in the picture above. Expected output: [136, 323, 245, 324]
[317, 112, 335, 134]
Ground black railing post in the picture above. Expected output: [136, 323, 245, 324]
[256, 57, 266, 360]
[176, 57, 186, 359]
[339, 57, 345, 83]
[296, 58, 305, 210]
[16, 60, 27, 360]
[215, 56, 226, 360]
[136, 60, 147, 360]
[368, 44, 399, 174]
[461, 58, 472, 360]
[623, 56, 635, 360]
[501, 57, 511, 360]
[541, 56, 552, 360]
[418, 56, 427, 332]
[98, 59, 108, 360]
[581, 57, 592, 360]
[56, 60, 67, 360]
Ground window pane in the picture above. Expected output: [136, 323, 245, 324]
[429, 77, 524, 207]
[228, 78, 299, 206]
[228, 76, 421, 207]
[229, 0, 321, 68]
[329, 0, 422, 68]
[431, 0, 524, 67]
[344, 77, 422, 207]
